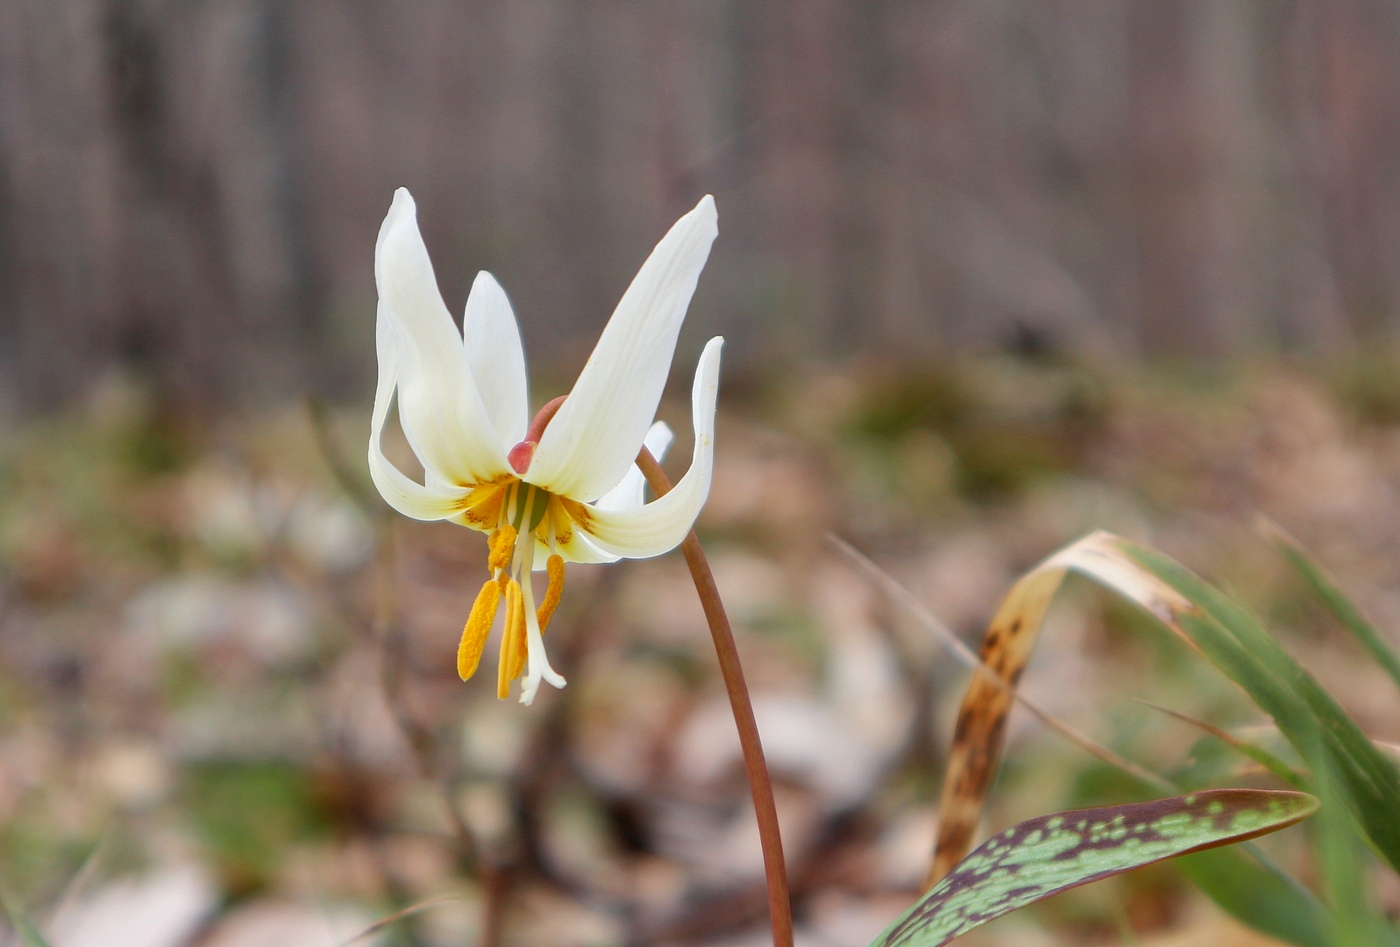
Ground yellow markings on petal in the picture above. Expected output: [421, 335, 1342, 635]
[559, 497, 595, 531]
[489, 524, 518, 573]
[457, 479, 511, 529]
[496, 579, 526, 700]
[537, 555, 565, 632]
[457, 579, 501, 680]
[533, 496, 573, 548]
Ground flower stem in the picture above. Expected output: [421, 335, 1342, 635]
[636, 448, 794, 947]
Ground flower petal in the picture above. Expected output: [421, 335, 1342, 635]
[534, 533, 618, 565]
[527, 195, 718, 501]
[575, 337, 722, 558]
[531, 421, 677, 565]
[595, 421, 674, 512]
[377, 189, 511, 485]
[531, 496, 619, 566]
[369, 303, 475, 520]
[463, 272, 529, 446]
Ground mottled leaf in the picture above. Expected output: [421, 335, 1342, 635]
[921, 530, 1356, 946]
[872, 789, 1317, 947]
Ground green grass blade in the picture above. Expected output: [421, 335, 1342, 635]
[1141, 700, 1305, 790]
[1123, 542, 1400, 874]
[869, 789, 1317, 947]
[1314, 746, 1387, 947]
[1176, 844, 1333, 947]
[0, 884, 54, 947]
[1274, 534, 1400, 696]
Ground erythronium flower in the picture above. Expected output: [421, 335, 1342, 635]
[369, 188, 722, 705]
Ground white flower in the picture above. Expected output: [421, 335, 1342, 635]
[369, 189, 722, 704]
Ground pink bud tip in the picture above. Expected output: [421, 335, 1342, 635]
[508, 440, 535, 475]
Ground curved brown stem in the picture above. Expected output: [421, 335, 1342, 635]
[636, 448, 794, 947]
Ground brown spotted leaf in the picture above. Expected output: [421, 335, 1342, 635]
[873, 789, 1317, 947]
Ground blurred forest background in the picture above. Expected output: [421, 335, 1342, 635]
[9, 3, 1400, 947]
[8, 1, 1400, 410]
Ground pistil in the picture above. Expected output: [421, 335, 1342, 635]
[507, 395, 567, 475]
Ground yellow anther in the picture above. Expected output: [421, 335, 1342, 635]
[488, 524, 518, 574]
[496, 579, 525, 700]
[537, 555, 565, 633]
[457, 579, 501, 681]
[508, 607, 530, 682]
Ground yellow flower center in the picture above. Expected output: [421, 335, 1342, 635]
[455, 479, 570, 699]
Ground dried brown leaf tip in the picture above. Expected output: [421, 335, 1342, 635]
[929, 531, 1195, 887]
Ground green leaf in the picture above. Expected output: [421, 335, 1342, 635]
[1125, 543, 1400, 875]
[0, 883, 53, 947]
[1176, 844, 1333, 947]
[1143, 701, 1305, 791]
[870, 789, 1317, 947]
[1273, 532, 1400, 696]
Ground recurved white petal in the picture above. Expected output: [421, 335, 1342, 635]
[595, 421, 674, 512]
[531, 493, 621, 567]
[576, 337, 722, 559]
[377, 189, 511, 485]
[527, 196, 718, 501]
[533, 420, 675, 566]
[535, 534, 618, 565]
[464, 272, 529, 446]
[369, 304, 474, 520]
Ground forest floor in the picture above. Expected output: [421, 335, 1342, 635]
[4, 355, 1400, 946]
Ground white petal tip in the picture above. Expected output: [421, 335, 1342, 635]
[465, 270, 513, 317]
[687, 194, 717, 229]
[378, 189, 421, 258]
